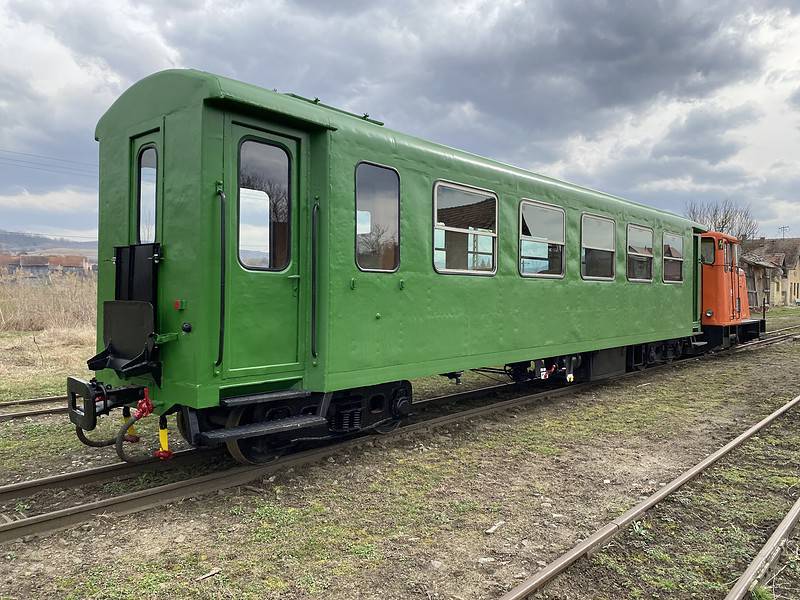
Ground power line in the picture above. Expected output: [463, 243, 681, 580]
[0, 158, 98, 179]
[0, 155, 97, 175]
[0, 147, 98, 168]
[779, 225, 790, 239]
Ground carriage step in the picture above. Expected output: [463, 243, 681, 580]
[199, 415, 328, 444]
[691, 341, 708, 347]
[220, 389, 312, 408]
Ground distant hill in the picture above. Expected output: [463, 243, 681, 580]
[0, 230, 97, 261]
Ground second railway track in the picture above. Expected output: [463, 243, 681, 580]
[499, 391, 800, 600]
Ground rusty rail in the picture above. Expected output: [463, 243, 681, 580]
[723, 494, 800, 600]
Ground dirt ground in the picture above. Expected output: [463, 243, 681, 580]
[1, 340, 799, 599]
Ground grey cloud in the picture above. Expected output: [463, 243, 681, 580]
[652, 104, 761, 164]
[152, 0, 765, 166]
[789, 87, 800, 108]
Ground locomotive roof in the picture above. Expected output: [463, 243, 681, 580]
[98, 68, 703, 229]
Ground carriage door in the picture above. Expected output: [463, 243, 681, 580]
[223, 122, 302, 378]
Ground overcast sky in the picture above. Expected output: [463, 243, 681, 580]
[1, 0, 800, 241]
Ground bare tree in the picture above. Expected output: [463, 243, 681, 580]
[684, 198, 759, 240]
[357, 223, 394, 258]
[240, 174, 289, 222]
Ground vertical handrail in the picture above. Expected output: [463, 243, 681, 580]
[214, 182, 226, 369]
[311, 201, 320, 358]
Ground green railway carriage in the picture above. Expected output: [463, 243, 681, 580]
[68, 69, 706, 463]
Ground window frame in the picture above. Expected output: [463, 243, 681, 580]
[432, 179, 498, 276]
[353, 160, 401, 273]
[518, 198, 566, 279]
[580, 212, 616, 281]
[700, 237, 716, 265]
[236, 135, 292, 273]
[626, 223, 654, 283]
[662, 231, 684, 284]
[136, 144, 158, 244]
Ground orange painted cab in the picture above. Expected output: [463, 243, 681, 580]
[699, 231, 763, 346]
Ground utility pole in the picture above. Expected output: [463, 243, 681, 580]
[779, 225, 790, 239]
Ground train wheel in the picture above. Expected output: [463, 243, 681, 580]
[224, 405, 285, 465]
[176, 411, 193, 446]
[374, 382, 411, 434]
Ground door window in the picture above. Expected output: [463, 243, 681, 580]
[137, 146, 157, 243]
[238, 140, 290, 270]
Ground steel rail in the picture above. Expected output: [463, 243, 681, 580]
[498, 392, 800, 600]
[0, 449, 210, 504]
[724, 494, 800, 600]
[0, 382, 595, 544]
[764, 323, 800, 336]
[0, 395, 67, 407]
[0, 406, 68, 422]
[732, 332, 798, 353]
[414, 382, 520, 407]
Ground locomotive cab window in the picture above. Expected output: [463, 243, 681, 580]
[137, 146, 157, 243]
[238, 140, 290, 270]
[626, 224, 653, 282]
[355, 163, 400, 271]
[434, 182, 497, 274]
[663, 232, 684, 282]
[701, 237, 715, 264]
[581, 214, 615, 280]
[519, 200, 565, 277]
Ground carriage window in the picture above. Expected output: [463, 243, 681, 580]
[355, 163, 400, 271]
[238, 140, 290, 270]
[626, 224, 653, 282]
[137, 147, 157, 243]
[434, 182, 497, 274]
[701, 238, 715, 264]
[581, 214, 615, 279]
[663, 232, 684, 282]
[519, 200, 565, 277]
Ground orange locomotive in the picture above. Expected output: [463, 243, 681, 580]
[699, 231, 764, 347]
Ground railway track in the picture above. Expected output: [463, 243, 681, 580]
[2, 323, 798, 424]
[0, 394, 68, 422]
[1, 326, 799, 544]
[498, 392, 800, 600]
[0, 378, 616, 544]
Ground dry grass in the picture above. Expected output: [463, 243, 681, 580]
[0, 275, 97, 401]
[0, 327, 96, 401]
[0, 274, 96, 332]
